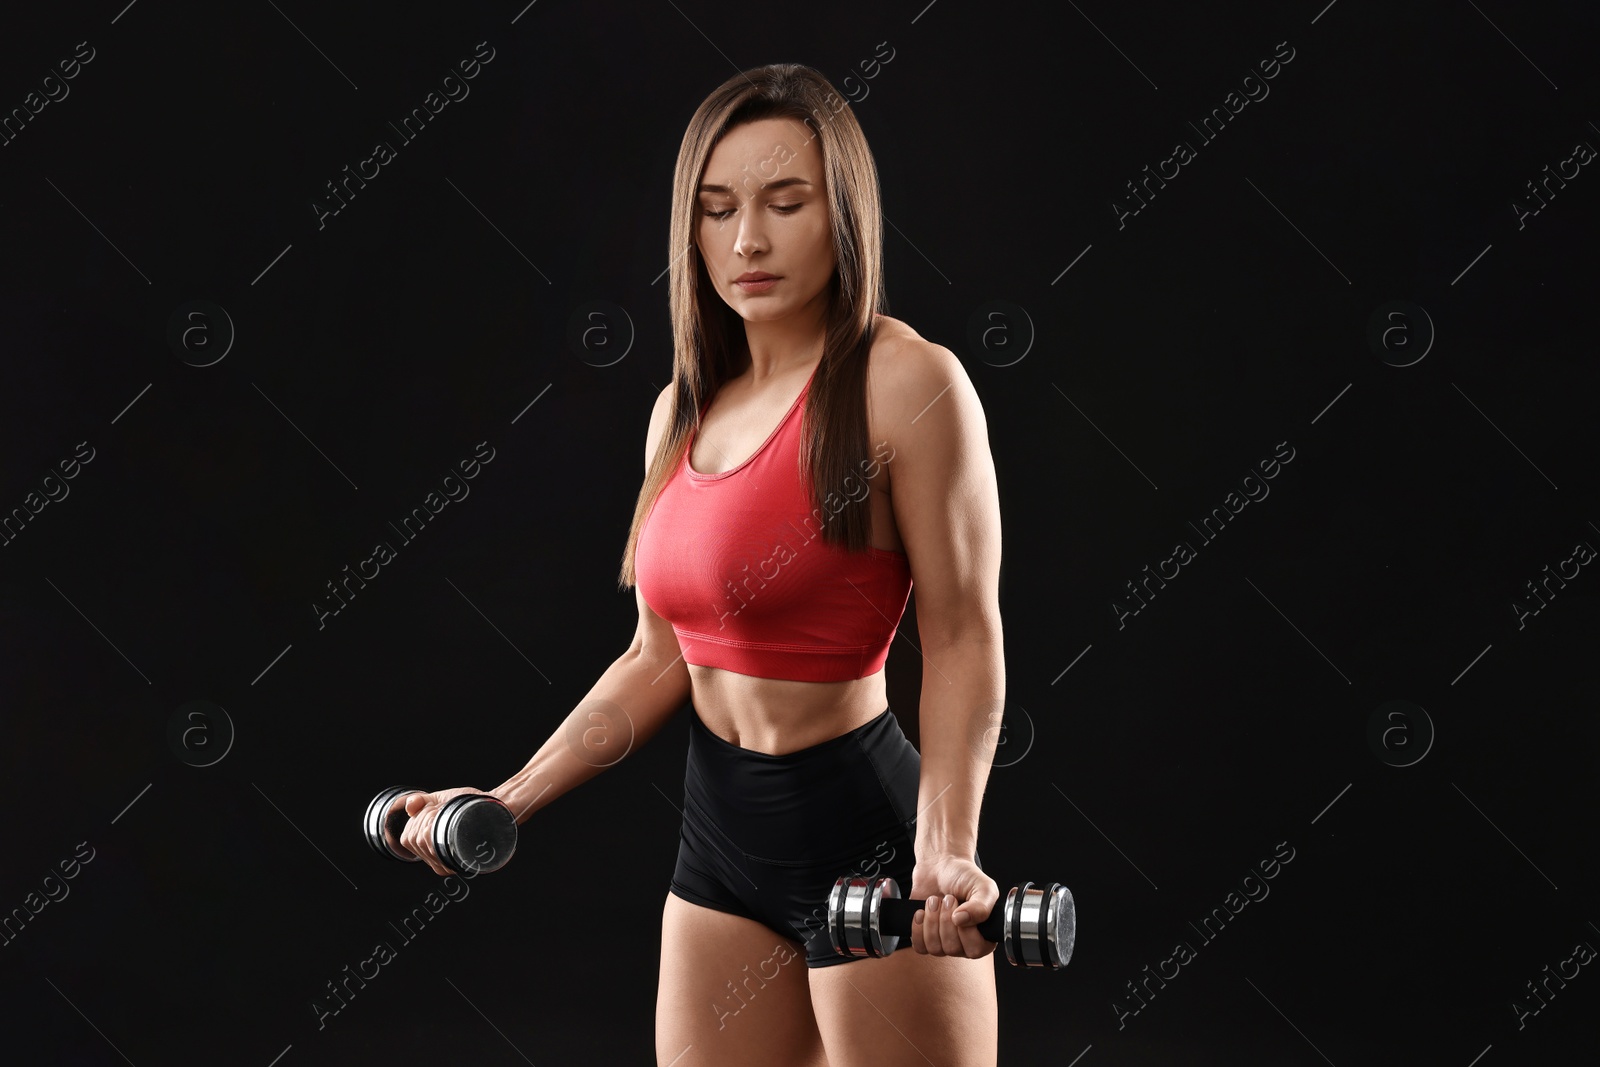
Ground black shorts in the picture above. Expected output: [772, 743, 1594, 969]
[668, 703, 981, 968]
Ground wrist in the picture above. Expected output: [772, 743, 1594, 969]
[914, 827, 977, 859]
[488, 772, 546, 824]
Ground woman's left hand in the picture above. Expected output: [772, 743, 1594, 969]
[907, 852, 1000, 959]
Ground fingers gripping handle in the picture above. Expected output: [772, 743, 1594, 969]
[363, 786, 518, 875]
[384, 802, 413, 857]
[828, 876, 1076, 969]
[880, 894, 1007, 943]
[365, 786, 425, 863]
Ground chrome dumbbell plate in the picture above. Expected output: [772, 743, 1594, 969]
[362, 787, 518, 875]
[826, 875, 1076, 970]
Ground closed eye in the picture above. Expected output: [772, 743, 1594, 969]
[703, 204, 803, 220]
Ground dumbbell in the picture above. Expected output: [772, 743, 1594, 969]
[362, 786, 518, 876]
[827, 876, 1075, 970]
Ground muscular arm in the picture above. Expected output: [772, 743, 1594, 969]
[880, 340, 1005, 859]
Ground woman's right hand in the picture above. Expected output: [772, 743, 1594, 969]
[391, 787, 490, 876]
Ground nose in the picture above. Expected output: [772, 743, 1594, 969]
[732, 205, 766, 258]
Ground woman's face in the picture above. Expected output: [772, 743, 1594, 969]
[696, 117, 835, 323]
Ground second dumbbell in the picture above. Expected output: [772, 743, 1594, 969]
[827, 876, 1075, 969]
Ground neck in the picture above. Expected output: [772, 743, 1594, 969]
[739, 292, 828, 384]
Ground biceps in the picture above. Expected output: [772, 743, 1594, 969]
[630, 585, 681, 659]
[884, 346, 1003, 643]
[913, 486, 1001, 641]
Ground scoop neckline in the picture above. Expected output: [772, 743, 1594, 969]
[686, 361, 820, 480]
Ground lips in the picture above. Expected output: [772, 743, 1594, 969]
[735, 272, 777, 282]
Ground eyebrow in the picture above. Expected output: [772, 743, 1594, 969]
[697, 177, 815, 194]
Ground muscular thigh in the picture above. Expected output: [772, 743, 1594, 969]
[808, 948, 998, 1067]
[657, 892, 827, 1067]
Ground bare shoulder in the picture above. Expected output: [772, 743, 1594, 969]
[865, 316, 982, 494]
[866, 315, 977, 434]
[869, 312, 922, 351]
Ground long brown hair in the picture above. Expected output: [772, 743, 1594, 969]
[617, 62, 889, 590]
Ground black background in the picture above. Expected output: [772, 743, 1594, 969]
[2, 1, 1596, 1064]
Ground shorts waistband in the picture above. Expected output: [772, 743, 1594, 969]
[682, 705, 913, 858]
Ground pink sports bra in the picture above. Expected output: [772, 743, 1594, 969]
[635, 359, 912, 682]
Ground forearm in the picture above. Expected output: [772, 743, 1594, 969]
[488, 646, 690, 823]
[912, 631, 1005, 858]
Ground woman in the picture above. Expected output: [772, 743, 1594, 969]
[396, 63, 1006, 1066]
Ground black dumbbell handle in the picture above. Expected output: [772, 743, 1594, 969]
[878, 895, 1006, 944]
[383, 805, 410, 848]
